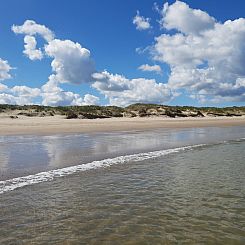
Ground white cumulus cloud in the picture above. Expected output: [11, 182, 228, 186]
[41, 77, 82, 106]
[23, 35, 43, 60]
[41, 77, 98, 106]
[13, 20, 95, 84]
[12, 85, 40, 97]
[12, 20, 55, 60]
[161, 1, 215, 35]
[11, 20, 96, 106]
[83, 94, 100, 105]
[138, 64, 162, 74]
[0, 93, 17, 104]
[92, 71, 172, 107]
[12, 20, 54, 42]
[0, 84, 41, 105]
[133, 11, 152, 30]
[151, 1, 245, 102]
[0, 83, 9, 92]
[45, 39, 95, 84]
[11, 85, 41, 105]
[0, 58, 12, 80]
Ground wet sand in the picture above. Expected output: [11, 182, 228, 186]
[0, 115, 245, 136]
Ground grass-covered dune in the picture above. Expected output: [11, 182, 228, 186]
[0, 103, 245, 119]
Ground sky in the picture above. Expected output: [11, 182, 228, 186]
[0, 0, 245, 107]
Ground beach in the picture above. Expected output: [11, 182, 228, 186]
[1, 115, 245, 135]
[2, 0, 245, 243]
[1, 108, 245, 244]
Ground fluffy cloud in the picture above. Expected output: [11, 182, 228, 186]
[0, 71, 89, 106]
[13, 20, 95, 84]
[83, 94, 99, 105]
[0, 84, 41, 105]
[12, 20, 54, 60]
[12, 85, 41, 105]
[11, 20, 96, 106]
[0, 80, 99, 106]
[92, 71, 172, 106]
[12, 85, 40, 97]
[161, 1, 215, 35]
[12, 20, 54, 42]
[0, 93, 17, 104]
[41, 77, 82, 106]
[152, 1, 245, 102]
[11, 19, 172, 107]
[92, 71, 130, 92]
[41, 77, 98, 106]
[138, 64, 162, 74]
[133, 11, 151, 30]
[0, 58, 12, 80]
[41, 90, 83, 107]
[23, 35, 43, 60]
[0, 83, 8, 92]
[45, 39, 95, 84]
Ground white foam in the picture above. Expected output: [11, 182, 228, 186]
[0, 144, 205, 194]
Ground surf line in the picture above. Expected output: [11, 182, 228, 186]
[0, 144, 206, 195]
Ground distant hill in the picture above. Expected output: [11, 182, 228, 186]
[0, 103, 245, 119]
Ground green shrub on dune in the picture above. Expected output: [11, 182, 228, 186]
[0, 103, 244, 119]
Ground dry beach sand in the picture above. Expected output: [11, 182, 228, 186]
[0, 115, 245, 136]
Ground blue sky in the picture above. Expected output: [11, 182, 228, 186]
[0, 0, 245, 107]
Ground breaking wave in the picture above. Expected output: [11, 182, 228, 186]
[0, 144, 206, 194]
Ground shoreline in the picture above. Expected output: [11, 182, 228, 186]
[1, 116, 245, 136]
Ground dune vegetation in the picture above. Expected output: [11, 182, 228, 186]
[0, 103, 245, 119]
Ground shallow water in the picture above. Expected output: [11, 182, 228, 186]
[0, 127, 245, 244]
[0, 126, 244, 180]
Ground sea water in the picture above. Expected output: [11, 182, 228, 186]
[0, 126, 244, 244]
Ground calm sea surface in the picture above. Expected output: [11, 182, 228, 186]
[0, 126, 245, 244]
